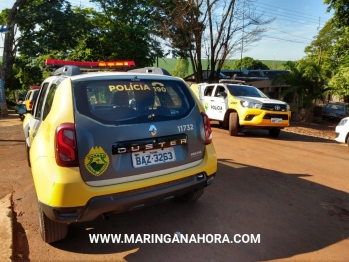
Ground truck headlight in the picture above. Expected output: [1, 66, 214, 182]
[338, 119, 348, 126]
[240, 100, 262, 109]
[286, 104, 290, 111]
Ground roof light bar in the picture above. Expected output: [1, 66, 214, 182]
[30, 85, 40, 89]
[45, 59, 136, 69]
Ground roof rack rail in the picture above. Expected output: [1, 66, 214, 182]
[219, 79, 246, 84]
[127, 67, 171, 76]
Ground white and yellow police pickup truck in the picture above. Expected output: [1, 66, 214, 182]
[190, 80, 291, 137]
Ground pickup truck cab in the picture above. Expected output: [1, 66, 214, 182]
[190, 80, 291, 137]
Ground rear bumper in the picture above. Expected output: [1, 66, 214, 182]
[41, 172, 215, 223]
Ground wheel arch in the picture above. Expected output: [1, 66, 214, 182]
[345, 132, 349, 144]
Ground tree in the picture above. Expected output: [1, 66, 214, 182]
[324, 0, 349, 28]
[231, 57, 269, 70]
[152, 0, 274, 83]
[0, 0, 30, 109]
[281, 60, 327, 109]
[1, 0, 87, 95]
[171, 58, 189, 78]
[329, 67, 349, 97]
[90, 0, 163, 67]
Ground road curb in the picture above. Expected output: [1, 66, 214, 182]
[0, 193, 13, 262]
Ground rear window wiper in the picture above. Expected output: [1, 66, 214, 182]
[148, 114, 156, 120]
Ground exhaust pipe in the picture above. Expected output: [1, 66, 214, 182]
[101, 213, 109, 220]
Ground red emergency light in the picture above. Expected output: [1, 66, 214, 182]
[45, 59, 136, 70]
[30, 85, 40, 89]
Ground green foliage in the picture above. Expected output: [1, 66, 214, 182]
[15, 0, 84, 57]
[221, 63, 231, 70]
[89, 0, 162, 67]
[152, 58, 288, 77]
[281, 60, 327, 109]
[15, 54, 53, 89]
[0, 9, 10, 24]
[324, 0, 349, 27]
[171, 58, 189, 78]
[329, 66, 349, 96]
[332, 26, 349, 68]
[231, 57, 270, 70]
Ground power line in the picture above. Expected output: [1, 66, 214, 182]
[254, 6, 323, 25]
[270, 16, 321, 28]
[262, 35, 309, 44]
[267, 27, 314, 41]
[254, 1, 330, 20]
[253, 8, 324, 28]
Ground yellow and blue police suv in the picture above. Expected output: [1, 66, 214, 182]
[23, 60, 217, 243]
[190, 80, 291, 137]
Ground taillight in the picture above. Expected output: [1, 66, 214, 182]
[55, 123, 78, 167]
[201, 112, 212, 144]
[29, 100, 33, 109]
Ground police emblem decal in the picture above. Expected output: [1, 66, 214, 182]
[84, 146, 110, 176]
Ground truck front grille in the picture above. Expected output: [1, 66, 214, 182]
[261, 103, 287, 111]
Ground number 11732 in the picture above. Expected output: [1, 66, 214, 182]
[177, 124, 194, 132]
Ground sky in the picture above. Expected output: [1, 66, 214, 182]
[0, 0, 334, 61]
[241, 0, 333, 61]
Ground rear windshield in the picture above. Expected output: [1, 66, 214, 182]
[227, 85, 267, 98]
[73, 78, 195, 124]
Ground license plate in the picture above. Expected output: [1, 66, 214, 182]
[132, 148, 176, 168]
[271, 118, 282, 123]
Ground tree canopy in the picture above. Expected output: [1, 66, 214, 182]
[231, 57, 270, 70]
[171, 58, 189, 78]
[148, 0, 274, 82]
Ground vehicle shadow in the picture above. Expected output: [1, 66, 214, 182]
[52, 160, 349, 261]
[12, 209, 30, 261]
[210, 123, 337, 144]
[0, 139, 25, 143]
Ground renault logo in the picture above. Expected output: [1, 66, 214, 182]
[274, 105, 281, 110]
[149, 125, 157, 136]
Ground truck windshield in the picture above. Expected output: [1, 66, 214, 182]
[227, 85, 268, 98]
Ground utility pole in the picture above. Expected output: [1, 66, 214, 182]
[240, 0, 245, 72]
[0, 26, 9, 116]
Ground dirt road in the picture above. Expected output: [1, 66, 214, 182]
[1, 114, 348, 261]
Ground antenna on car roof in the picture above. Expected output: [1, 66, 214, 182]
[127, 67, 171, 76]
[53, 66, 82, 76]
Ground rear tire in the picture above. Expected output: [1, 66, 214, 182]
[179, 188, 205, 202]
[269, 128, 281, 137]
[346, 135, 349, 147]
[38, 200, 68, 243]
[228, 112, 239, 136]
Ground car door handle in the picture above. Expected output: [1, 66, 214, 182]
[211, 100, 214, 102]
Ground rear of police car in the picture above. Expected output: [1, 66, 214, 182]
[36, 67, 216, 242]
